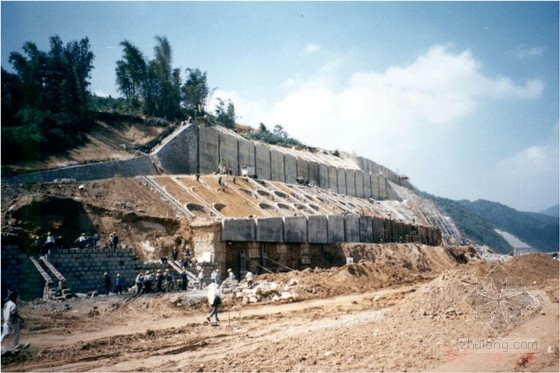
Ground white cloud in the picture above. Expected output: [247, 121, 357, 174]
[487, 142, 559, 211]
[93, 90, 110, 97]
[305, 43, 321, 54]
[517, 46, 546, 58]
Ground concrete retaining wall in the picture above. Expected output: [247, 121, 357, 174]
[327, 215, 346, 242]
[154, 124, 198, 174]
[222, 219, 256, 241]
[256, 217, 284, 242]
[255, 142, 271, 180]
[199, 126, 220, 174]
[271, 149, 285, 182]
[307, 215, 328, 244]
[284, 216, 308, 243]
[345, 214, 360, 242]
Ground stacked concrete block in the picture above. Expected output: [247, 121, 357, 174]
[318, 163, 329, 189]
[219, 132, 239, 174]
[256, 217, 284, 242]
[46, 246, 142, 293]
[327, 215, 345, 243]
[345, 214, 360, 242]
[255, 142, 272, 180]
[307, 215, 328, 244]
[199, 126, 220, 174]
[222, 219, 257, 241]
[1, 244, 43, 301]
[283, 216, 308, 243]
[284, 154, 298, 185]
[270, 149, 285, 182]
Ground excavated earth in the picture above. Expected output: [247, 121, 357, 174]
[1, 249, 558, 372]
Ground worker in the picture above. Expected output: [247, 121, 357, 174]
[1, 292, 24, 353]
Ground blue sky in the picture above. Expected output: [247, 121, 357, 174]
[2, 1, 558, 212]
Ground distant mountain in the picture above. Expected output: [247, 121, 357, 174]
[419, 193, 512, 254]
[458, 199, 559, 252]
[420, 193, 559, 254]
[540, 204, 559, 217]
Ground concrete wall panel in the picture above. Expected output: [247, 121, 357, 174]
[255, 143, 271, 180]
[270, 149, 285, 182]
[155, 124, 198, 174]
[327, 215, 345, 243]
[318, 164, 329, 189]
[308, 162, 320, 187]
[283, 216, 307, 243]
[256, 217, 284, 242]
[284, 153, 297, 184]
[346, 170, 356, 197]
[199, 126, 220, 174]
[219, 132, 239, 174]
[297, 158, 309, 182]
[359, 216, 374, 243]
[355, 171, 364, 198]
[222, 219, 256, 241]
[363, 172, 372, 199]
[238, 138, 255, 175]
[345, 214, 360, 242]
[307, 215, 328, 243]
[337, 168, 347, 195]
[328, 166, 338, 192]
[373, 217, 385, 242]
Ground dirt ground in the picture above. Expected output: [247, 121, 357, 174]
[2, 251, 558, 372]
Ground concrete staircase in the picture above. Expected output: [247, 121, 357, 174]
[29, 256, 71, 300]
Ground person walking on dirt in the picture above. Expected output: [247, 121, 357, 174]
[114, 274, 123, 295]
[103, 272, 112, 295]
[206, 284, 221, 324]
[214, 269, 221, 285]
[1, 292, 24, 353]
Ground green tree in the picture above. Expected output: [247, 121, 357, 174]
[214, 98, 236, 129]
[115, 40, 147, 109]
[181, 68, 211, 117]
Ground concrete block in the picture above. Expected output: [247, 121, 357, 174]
[256, 217, 284, 242]
[327, 215, 345, 243]
[221, 219, 256, 241]
[155, 124, 198, 174]
[359, 216, 374, 243]
[270, 149, 285, 182]
[255, 142, 271, 180]
[307, 215, 328, 244]
[283, 216, 308, 243]
[345, 214, 360, 242]
[284, 153, 297, 185]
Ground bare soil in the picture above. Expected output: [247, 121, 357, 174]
[2, 253, 558, 372]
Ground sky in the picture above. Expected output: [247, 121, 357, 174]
[2, 1, 558, 213]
